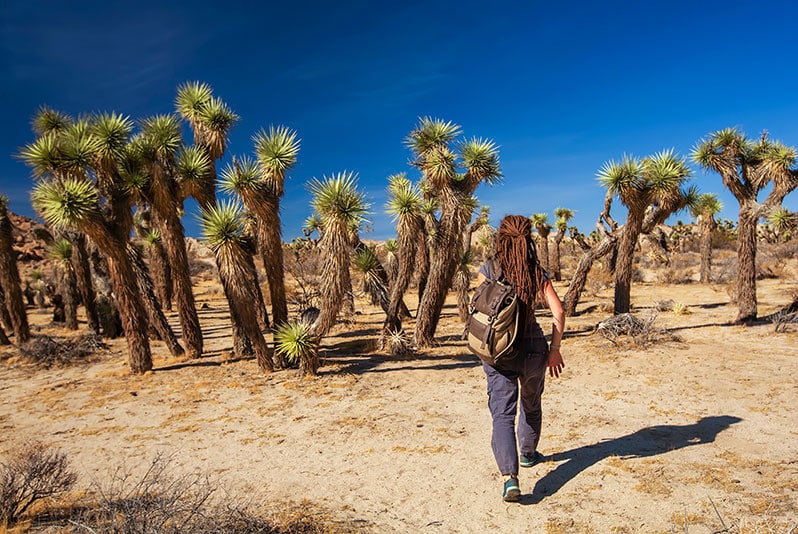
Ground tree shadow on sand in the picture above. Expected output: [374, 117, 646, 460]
[521, 415, 742, 505]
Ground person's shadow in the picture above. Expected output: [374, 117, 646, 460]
[521, 415, 742, 504]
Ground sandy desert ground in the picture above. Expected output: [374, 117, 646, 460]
[1, 262, 797, 533]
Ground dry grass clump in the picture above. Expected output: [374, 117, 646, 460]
[5, 449, 359, 533]
[14, 334, 107, 369]
[596, 312, 681, 346]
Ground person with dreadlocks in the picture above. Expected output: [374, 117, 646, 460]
[477, 214, 565, 502]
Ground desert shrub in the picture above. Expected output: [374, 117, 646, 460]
[657, 266, 694, 284]
[596, 311, 681, 346]
[586, 267, 614, 297]
[0, 441, 77, 526]
[284, 239, 322, 312]
[15, 334, 107, 368]
[653, 299, 674, 311]
[188, 257, 216, 280]
[64, 453, 350, 533]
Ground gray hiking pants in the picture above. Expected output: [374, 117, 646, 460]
[482, 327, 549, 476]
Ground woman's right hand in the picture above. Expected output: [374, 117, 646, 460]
[547, 348, 564, 378]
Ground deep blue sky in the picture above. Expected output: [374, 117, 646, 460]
[2, 0, 797, 240]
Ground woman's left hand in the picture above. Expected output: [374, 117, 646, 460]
[547, 348, 564, 378]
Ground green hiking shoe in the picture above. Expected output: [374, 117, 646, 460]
[502, 476, 521, 502]
[520, 451, 544, 468]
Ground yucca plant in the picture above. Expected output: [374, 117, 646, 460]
[767, 207, 796, 242]
[48, 238, 78, 330]
[274, 320, 319, 376]
[384, 173, 424, 332]
[138, 114, 203, 358]
[200, 201, 274, 372]
[31, 177, 152, 373]
[307, 172, 370, 339]
[407, 118, 502, 347]
[552, 207, 574, 281]
[598, 149, 692, 314]
[688, 193, 722, 283]
[693, 129, 798, 322]
[0, 195, 30, 343]
[252, 125, 301, 328]
[382, 328, 413, 358]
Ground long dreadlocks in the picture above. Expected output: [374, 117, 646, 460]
[494, 215, 545, 332]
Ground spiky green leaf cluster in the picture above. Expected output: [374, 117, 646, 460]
[308, 171, 370, 227]
[461, 137, 502, 184]
[219, 156, 261, 195]
[176, 146, 211, 186]
[254, 125, 300, 177]
[352, 246, 381, 274]
[406, 117, 462, 154]
[32, 106, 73, 136]
[386, 175, 422, 221]
[139, 115, 182, 158]
[32, 178, 98, 229]
[48, 237, 73, 262]
[273, 321, 317, 363]
[199, 200, 245, 251]
[175, 81, 214, 122]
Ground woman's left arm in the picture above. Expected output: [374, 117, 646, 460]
[543, 279, 565, 378]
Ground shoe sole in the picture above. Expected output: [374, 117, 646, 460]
[503, 489, 521, 502]
[520, 452, 543, 468]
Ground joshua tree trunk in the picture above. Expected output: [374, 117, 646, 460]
[0, 284, 15, 337]
[147, 239, 172, 311]
[0, 324, 8, 345]
[698, 215, 715, 283]
[70, 233, 100, 333]
[416, 231, 430, 306]
[415, 205, 463, 347]
[735, 205, 758, 323]
[57, 264, 79, 330]
[537, 233, 550, 271]
[613, 208, 646, 314]
[128, 244, 185, 357]
[563, 233, 617, 316]
[315, 228, 352, 339]
[153, 210, 202, 358]
[552, 231, 565, 281]
[257, 203, 288, 328]
[384, 228, 420, 332]
[0, 209, 30, 343]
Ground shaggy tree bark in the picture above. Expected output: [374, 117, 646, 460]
[698, 214, 715, 283]
[0, 205, 30, 343]
[69, 233, 100, 333]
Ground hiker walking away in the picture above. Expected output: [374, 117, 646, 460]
[479, 215, 565, 502]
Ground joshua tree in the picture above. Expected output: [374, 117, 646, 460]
[384, 173, 424, 332]
[688, 193, 722, 283]
[48, 238, 78, 330]
[307, 172, 370, 339]
[274, 321, 319, 376]
[136, 114, 203, 358]
[0, 196, 30, 343]
[531, 213, 551, 271]
[598, 150, 693, 314]
[200, 201, 274, 372]
[253, 125, 300, 328]
[408, 118, 502, 347]
[693, 129, 798, 323]
[21, 108, 99, 334]
[32, 178, 152, 373]
[551, 207, 574, 281]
